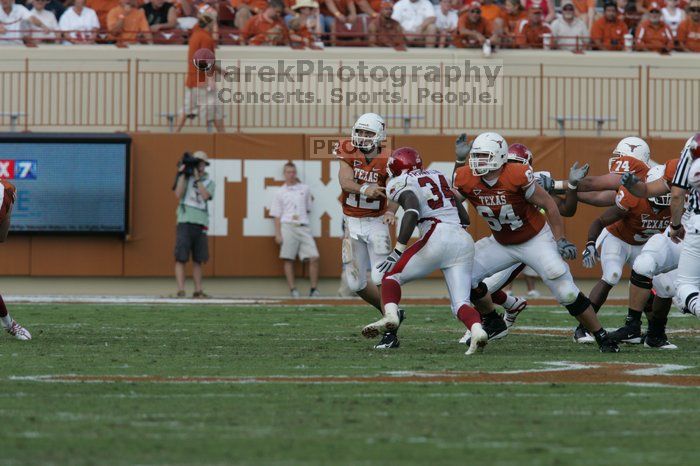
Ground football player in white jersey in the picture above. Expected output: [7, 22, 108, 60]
[336, 113, 401, 349]
[361, 147, 489, 356]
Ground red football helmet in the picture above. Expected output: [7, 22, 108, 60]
[387, 147, 423, 177]
[507, 143, 533, 165]
[687, 133, 700, 160]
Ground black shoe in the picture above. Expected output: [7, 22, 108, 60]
[609, 319, 642, 344]
[374, 309, 405, 350]
[374, 332, 400, 349]
[464, 312, 508, 346]
[595, 331, 620, 353]
[573, 324, 595, 344]
[643, 332, 678, 350]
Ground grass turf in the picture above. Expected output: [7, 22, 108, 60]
[1, 303, 699, 465]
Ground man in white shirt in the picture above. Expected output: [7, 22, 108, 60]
[0, 0, 51, 45]
[391, 0, 437, 47]
[58, 0, 100, 44]
[434, 0, 457, 48]
[270, 162, 321, 298]
[28, 0, 58, 42]
[550, 0, 589, 51]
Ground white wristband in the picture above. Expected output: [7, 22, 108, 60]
[554, 180, 565, 191]
[359, 184, 369, 196]
[567, 182, 578, 190]
[395, 243, 407, 253]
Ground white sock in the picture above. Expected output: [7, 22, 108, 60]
[384, 303, 399, 320]
[1, 315, 12, 328]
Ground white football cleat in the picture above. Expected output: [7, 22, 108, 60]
[526, 289, 541, 299]
[362, 306, 400, 339]
[465, 323, 487, 356]
[6, 320, 31, 341]
[503, 296, 528, 329]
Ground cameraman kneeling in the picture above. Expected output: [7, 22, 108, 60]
[173, 151, 215, 298]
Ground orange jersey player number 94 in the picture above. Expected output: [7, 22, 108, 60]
[336, 139, 388, 218]
[455, 163, 545, 245]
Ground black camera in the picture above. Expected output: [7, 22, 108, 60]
[179, 152, 200, 177]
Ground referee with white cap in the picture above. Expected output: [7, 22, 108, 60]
[669, 133, 700, 317]
[270, 162, 321, 298]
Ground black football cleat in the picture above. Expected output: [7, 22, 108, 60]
[643, 332, 678, 350]
[573, 324, 595, 344]
[374, 309, 405, 350]
[374, 332, 400, 349]
[595, 330, 620, 353]
[463, 312, 508, 346]
[609, 319, 643, 344]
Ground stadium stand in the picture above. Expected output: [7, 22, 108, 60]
[0, 0, 698, 52]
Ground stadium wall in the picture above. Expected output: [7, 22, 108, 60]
[0, 133, 687, 278]
[1, 46, 699, 137]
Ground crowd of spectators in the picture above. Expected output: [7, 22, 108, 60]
[0, 0, 698, 51]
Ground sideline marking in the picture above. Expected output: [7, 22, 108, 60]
[10, 363, 700, 388]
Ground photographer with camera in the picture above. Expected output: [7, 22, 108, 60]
[173, 150, 215, 298]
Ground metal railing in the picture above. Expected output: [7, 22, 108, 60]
[1, 59, 698, 136]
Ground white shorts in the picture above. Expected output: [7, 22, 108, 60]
[343, 215, 392, 291]
[279, 223, 319, 261]
[386, 222, 475, 316]
[676, 214, 700, 305]
[596, 229, 643, 286]
[182, 87, 223, 122]
[483, 263, 524, 293]
[472, 224, 580, 305]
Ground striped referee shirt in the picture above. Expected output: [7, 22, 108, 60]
[671, 143, 700, 214]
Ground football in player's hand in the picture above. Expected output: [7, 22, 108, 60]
[193, 48, 215, 71]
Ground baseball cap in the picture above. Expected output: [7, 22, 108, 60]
[192, 151, 210, 165]
[469, 1, 482, 9]
[603, 0, 616, 9]
[292, 0, 319, 10]
[561, 0, 574, 8]
[648, 1, 662, 11]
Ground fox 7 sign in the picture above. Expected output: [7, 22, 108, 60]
[0, 160, 38, 180]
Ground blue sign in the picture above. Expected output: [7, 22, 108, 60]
[0, 137, 128, 233]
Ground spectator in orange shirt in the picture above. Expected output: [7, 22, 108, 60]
[233, 0, 269, 31]
[107, 0, 152, 43]
[677, 0, 700, 51]
[571, 0, 595, 28]
[621, 0, 643, 33]
[521, 0, 554, 23]
[241, 0, 289, 45]
[591, 1, 628, 50]
[175, 10, 223, 133]
[515, 6, 551, 48]
[288, 0, 320, 47]
[454, 1, 496, 47]
[636, 2, 674, 51]
[503, 0, 527, 36]
[356, 0, 382, 20]
[368, 1, 405, 48]
[479, 0, 505, 22]
[323, 0, 357, 33]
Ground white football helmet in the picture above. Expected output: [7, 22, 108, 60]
[351, 113, 386, 151]
[689, 158, 700, 191]
[645, 165, 670, 206]
[609, 136, 650, 171]
[469, 132, 508, 176]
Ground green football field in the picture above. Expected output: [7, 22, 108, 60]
[1, 303, 699, 466]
